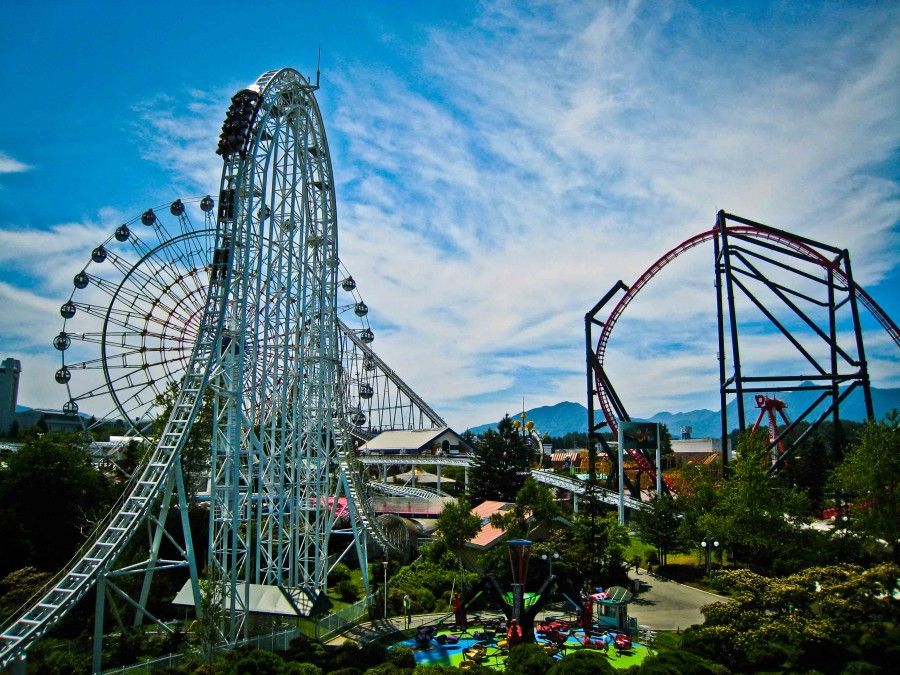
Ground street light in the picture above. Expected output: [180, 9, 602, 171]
[383, 561, 389, 619]
[541, 552, 560, 577]
[700, 539, 719, 577]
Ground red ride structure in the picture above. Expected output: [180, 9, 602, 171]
[751, 395, 792, 463]
[586, 211, 898, 502]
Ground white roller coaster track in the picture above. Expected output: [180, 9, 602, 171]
[0, 221, 230, 670]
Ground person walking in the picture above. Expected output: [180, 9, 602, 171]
[403, 594, 412, 629]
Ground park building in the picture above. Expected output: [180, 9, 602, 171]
[357, 427, 472, 456]
[0, 357, 21, 435]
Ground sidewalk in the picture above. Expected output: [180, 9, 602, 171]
[325, 613, 450, 646]
[626, 567, 727, 631]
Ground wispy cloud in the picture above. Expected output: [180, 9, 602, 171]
[6, 1, 896, 429]
[0, 151, 31, 174]
[328, 1, 900, 425]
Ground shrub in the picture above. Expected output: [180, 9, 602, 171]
[227, 648, 286, 675]
[505, 643, 554, 675]
[637, 649, 727, 674]
[283, 664, 322, 675]
[328, 643, 362, 671]
[388, 646, 416, 669]
[547, 650, 614, 675]
[337, 579, 362, 602]
[330, 563, 352, 585]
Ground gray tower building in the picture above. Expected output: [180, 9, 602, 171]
[0, 357, 22, 435]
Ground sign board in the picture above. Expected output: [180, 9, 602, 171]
[619, 421, 660, 451]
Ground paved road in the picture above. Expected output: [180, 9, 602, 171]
[626, 568, 727, 631]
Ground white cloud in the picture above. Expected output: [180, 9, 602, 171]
[0, 151, 31, 174]
[5, 1, 897, 431]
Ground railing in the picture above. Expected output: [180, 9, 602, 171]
[316, 594, 373, 641]
[103, 596, 375, 673]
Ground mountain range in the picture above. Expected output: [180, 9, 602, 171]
[466, 384, 900, 438]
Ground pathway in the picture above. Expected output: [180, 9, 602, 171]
[626, 568, 727, 631]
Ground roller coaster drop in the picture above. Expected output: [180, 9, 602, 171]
[1, 69, 445, 672]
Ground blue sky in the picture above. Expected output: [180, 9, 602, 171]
[1, 1, 898, 430]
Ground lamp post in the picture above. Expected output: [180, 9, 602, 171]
[541, 552, 560, 577]
[383, 561, 389, 619]
[512, 407, 539, 467]
[700, 539, 719, 577]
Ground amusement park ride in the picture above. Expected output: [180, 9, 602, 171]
[1, 66, 897, 672]
[1, 68, 447, 673]
[586, 212, 899, 500]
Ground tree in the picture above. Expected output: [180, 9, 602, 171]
[0, 567, 51, 624]
[152, 381, 214, 496]
[775, 420, 862, 510]
[831, 412, 900, 562]
[682, 563, 900, 673]
[630, 494, 683, 566]
[674, 463, 722, 547]
[553, 512, 629, 593]
[699, 431, 809, 573]
[468, 414, 529, 502]
[490, 476, 560, 539]
[192, 572, 227, 663]
[436, 498, 482, 570]
[0, 432, 116, 577]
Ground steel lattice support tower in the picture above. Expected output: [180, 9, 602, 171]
[207, 68, 365, 638]
[713, 211, 877, 471]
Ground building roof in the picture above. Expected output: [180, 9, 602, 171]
[466, 500, 517, 550]
[359, 427, 463, 452]
[172, 581, 310, 616]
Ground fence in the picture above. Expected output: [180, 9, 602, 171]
[316, 594, 374, 641]
[104, 596, 374, 674]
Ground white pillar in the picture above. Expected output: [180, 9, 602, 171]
[618, 422, 625, 524]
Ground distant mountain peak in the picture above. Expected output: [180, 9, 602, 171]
[467, 385, 900, 438]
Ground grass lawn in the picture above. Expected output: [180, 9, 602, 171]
[392, 623, 652, 671]
[295, 567, 369, 637]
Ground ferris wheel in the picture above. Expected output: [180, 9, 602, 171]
[53, 201, 377, 436]
[53, 198, 215, 432]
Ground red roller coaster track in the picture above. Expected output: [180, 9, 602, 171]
[593, 224, 899, 442]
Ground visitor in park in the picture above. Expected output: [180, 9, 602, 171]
[452, 591, 467, 629]
[507, 618, 523, 647]
[403, 594, 412, 629]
